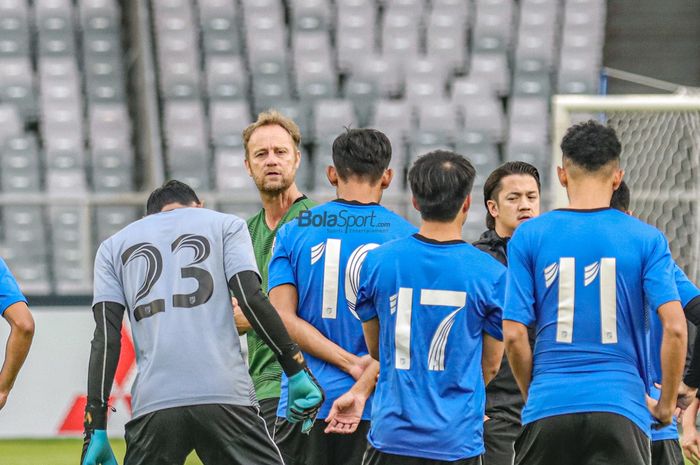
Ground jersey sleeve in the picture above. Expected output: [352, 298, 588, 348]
[223, 215, 259, 281]
[481, 266, 506, 341]
[0, 258, 27, 315]
[92, 240, 127, 306]
[504, 228, 536, 326]
[674, 264, 700, 307]
[356, 250, 379, 322]
[267, 224, 296, 291]
[644, 232, 681, 312]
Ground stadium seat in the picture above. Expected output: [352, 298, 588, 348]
[214, 146, 251, 192]
[205, 55, 248, 101]
[461, 97, 506, 143]
[289, 0, 331, 31]
[1, 135, 41, 192]
[210, 100, 252, 148]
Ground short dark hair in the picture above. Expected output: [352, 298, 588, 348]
[560, 120, 622, 171]
[610, 180, 630, 212]
[483, 161, 541, 230]
[331, 128, 392, 183]
[146, 180, 201, 215]
[408, 150, 476, 222]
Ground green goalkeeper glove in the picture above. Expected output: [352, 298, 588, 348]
[287, 367, 324, 434]
[81, 404, 118, 465]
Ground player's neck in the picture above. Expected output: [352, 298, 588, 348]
[494, 223, 513, 239]
[419, 221, 463, 242]
[566, 179, 615, 210]
[261, 183, 303, 230]
[335, 180, 383, 204]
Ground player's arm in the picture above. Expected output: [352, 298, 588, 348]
[482, 333, 503, 386]
[362, 318, 380, 361]
[684, 296, 700, 389]
[82, 301, 124, 465]
[653, 300, 687, 424]
[269, 283, 371, 380]
[0, 301, 35, 410]
[229, 271, 324, 429]
[503, 320, 532, 401]
[324, 318, 380, 435]
[324, 358, 379, 435]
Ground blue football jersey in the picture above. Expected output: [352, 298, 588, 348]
[649, 264, 700, 441]
[356, 235, 505, 461]
[504, 208, 680, 436]
[268, 199, 417, 419]
[0, 258, 27, 315]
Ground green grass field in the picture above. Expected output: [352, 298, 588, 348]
[0, 439, 695, 465]
[0, 439, 204, 465]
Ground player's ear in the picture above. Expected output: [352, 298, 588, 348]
[486, 199, 499, 218]
[293, 149, 301, 169]
[379, 168, 393, 190]
[411, 196, 420, 213]
[557, 166, 568, 188]
[463, 194, 471, 213]
[612, 169, 624, 190]
[326, 165, 338, 186]
[195, 201, 204, 209]
[244, 154, 253, 177]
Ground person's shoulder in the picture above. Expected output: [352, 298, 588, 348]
[246, 208, 265, 228]
[296, 196, 318, 210]
[468, 244, 507, 269]
[363, 236, 410, 268]
[378, 205, 417, 230]
[0, 256, 11, 275]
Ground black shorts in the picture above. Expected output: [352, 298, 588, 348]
[362, 444, 482, 465]
[514, 412, 650, 465]
[483, 416, 520, 465]
[124, 404, 284, 465]
[258, 397, 280, 434]
[274, 416, 370, 465]
[651, 439, 684, 465]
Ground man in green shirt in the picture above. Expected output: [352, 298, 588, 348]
[235, 110, 316, 430]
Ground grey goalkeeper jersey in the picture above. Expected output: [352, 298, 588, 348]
[93, 207, 259, 419]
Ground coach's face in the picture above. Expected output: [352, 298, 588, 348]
[488, 174, 540, 236]
[245, 124, 301, 195]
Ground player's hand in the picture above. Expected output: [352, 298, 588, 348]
[81, 429, 118, 465]
[647, 394, 674, 427]
[678, 381, 698, 411]
[232, 297, 251, 335]
[682, 424, 700, 465]
[324, 391, 367, 434]
[348, 354, 373, 381]
[287, 367, 325, 434]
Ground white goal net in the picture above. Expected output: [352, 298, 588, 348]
[551, 94, 700, 282]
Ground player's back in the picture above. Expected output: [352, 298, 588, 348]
[505, 208, 680, 435]
[268, 199, 417, 419]
[93, 207, 257, 418]
[357, 235, 505, 461]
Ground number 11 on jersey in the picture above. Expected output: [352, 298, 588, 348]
[551, 257, 617, 344]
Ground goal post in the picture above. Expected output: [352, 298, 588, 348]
[551, 94, 700, 282]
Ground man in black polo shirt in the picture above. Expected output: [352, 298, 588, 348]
[473, 161, 540, 465]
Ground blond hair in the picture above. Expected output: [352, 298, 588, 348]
[242, 110, 302, 157]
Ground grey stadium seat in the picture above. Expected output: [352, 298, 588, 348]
[1, 135, 41, 192]
[209, 100, 252, 148]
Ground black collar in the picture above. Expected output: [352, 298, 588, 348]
[413, 233, 466, 245]
[332, 198, 380, 206]
[555, 207, 613, 213]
